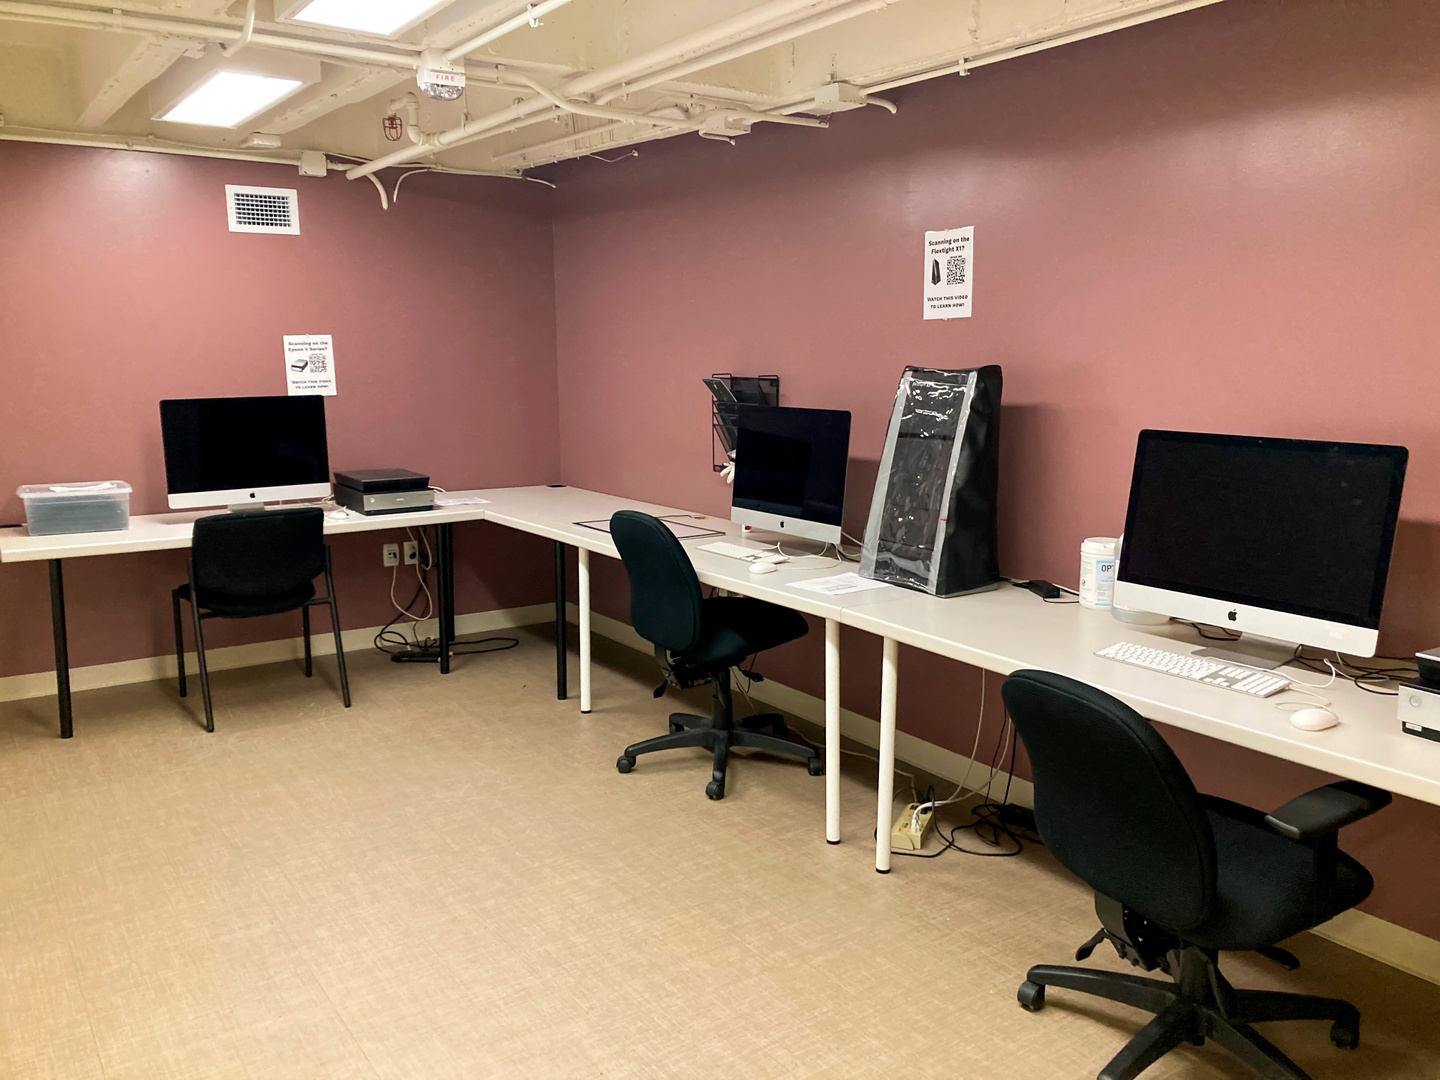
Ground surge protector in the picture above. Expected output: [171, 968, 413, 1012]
[891, 803, 935, 851]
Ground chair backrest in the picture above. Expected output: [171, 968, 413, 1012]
[191, 507, 326, 598]
[609, 511, 704, 654]
[1000, 670, 1218, 932]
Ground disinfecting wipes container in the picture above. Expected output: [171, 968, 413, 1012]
[1078, 536, 1118, 609]
[18, 482, 132, 535]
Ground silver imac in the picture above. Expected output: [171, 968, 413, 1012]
[160, 396, 331, 510]
[1114, 430, 1407, 663]
[730, 405, 851, 546]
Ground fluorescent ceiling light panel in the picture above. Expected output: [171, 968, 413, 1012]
[286, 0, 455, 37]
[158, 71, 303, 128]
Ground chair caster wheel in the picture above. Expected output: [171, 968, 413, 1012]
[706, 779, 725, 800]
[1330, 1019, 1359, 1050]
[1017, 981, 1045, 1012]
[616, 756, 634, 774]
[807, 758, 824, 776]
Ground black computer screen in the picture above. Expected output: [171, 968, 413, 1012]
[732, 406, 851, 527]
[1118, 430, 1407, 629]
[160, 396, 329, 495]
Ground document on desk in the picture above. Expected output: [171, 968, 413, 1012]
[435, 497, 490, 506]
[788, 572, 891, 596]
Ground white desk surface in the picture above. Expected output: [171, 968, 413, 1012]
[0, 492, 498, 564]
[840, 586, 1437, 806]
[477, 485, 907, 621]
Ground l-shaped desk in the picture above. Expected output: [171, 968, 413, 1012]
[4, 484, 1436, 877]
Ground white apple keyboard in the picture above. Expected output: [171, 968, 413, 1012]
[1096, 641, 1291, 698]
[698, 541, 775, 562]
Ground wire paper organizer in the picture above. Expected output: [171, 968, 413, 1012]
[707, 373, 779, 472]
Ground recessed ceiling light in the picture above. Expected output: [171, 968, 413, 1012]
[158, 71, 303, 128]
[285, 0, 456, 38]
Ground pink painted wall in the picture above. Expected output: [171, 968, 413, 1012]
[0, 143, 560, 679]
[550, 1, 1440, 936]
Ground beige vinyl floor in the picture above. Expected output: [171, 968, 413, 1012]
[3, 627, 1439, 1080]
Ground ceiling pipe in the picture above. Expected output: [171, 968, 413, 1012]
[221, 0, 255, 57]
[347, 0, 880, 178]
[0, 0, 548, 83]
[442, 0, 575, 62]
[594, 0, 899, 105]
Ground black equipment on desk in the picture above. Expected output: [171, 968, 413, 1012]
[860, 365, 1003, 596]
[334, 469, 434, 515]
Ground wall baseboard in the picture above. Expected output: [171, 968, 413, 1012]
[7, 601, 1436, 986]
[0, 605, 553, 704]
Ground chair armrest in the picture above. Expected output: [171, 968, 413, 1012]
[1263, 780, 1393, 841]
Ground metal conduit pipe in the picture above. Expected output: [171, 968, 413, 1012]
[347, 0, 868, 179]
[442, 0, 576, 62]
[513, 74, 704, 132]
[595, 0, 901, 105]
[221, 0, 256, 57]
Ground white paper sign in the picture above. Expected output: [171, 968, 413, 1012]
[283, 334, 337, 396]
[923, 226, 973, 320]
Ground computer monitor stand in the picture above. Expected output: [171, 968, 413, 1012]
[743, 530, 832, 557]
[1193, 633, 1295, 671]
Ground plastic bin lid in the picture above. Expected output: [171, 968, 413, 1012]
[18, 481, 132, 499]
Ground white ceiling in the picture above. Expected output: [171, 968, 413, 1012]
[0, 0, 1223, 187]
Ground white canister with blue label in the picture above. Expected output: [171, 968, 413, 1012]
[1078, 537, 1119, 609]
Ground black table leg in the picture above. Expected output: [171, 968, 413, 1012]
[554, 540, 567, 701]
[437, 523, 454, 675]
[49, 559, 73, 739]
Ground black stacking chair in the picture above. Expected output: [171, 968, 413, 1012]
[1001, 669, 1390, 1080]
[172, 507, 350, 732]
[610, 511, 822, 799]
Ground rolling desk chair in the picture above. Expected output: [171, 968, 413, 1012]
[609, 510, 822, 800]
[172, 507, 351, 732]
[1001, 669, 1390, 1080]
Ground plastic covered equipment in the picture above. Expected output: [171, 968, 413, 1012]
[860, 366, 1003, 596]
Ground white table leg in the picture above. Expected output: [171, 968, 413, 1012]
[825, 618, 841, 844]
[875, 636, 899, 873]
[578, 547, 591, 714]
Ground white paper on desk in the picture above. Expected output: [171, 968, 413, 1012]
[435, 497, 490, 506]
[788, 572, 891, 596]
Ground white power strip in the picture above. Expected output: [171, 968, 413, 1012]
[891, 802, 935, 851]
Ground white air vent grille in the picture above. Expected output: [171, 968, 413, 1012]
[226, 185, 300, 234]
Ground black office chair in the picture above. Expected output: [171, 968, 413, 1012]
[172, 507, 350, 732]
[1001, 670, 1390, 1080]
[609, 511, 822, 799]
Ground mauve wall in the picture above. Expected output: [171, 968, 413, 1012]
[0, 144, 560, 678]
[551, 1, 1440, 936]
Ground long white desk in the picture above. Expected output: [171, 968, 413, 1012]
[6, 484, 1434, 880]
[0, 496, 498, 738]
[478, 485, 903, 843]
[840, 586, 1429, 872]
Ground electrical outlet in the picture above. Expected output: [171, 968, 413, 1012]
[891, 802, 935, 851]
[382, 543, 400, 567]
[403, 541, 419, 565]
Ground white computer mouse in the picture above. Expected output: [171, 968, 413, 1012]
[748, 561, 778, 575]
[326, 509, 350, 520]
[1289, 707, 1339, 731]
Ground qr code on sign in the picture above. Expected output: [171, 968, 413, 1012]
[307, 353, 328, 373]
[945, 254, 967, 287]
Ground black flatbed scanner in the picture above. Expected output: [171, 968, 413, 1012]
[333, 469, 433, 515]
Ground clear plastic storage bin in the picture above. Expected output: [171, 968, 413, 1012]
[18, 482, 132, 535]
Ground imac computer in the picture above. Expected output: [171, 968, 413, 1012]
[1114, 430, 1408, 663]
[160, 396, 331, 510]
[731, 405, 851, 545]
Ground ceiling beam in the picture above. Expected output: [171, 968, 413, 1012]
[71, 0, 229, 128]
